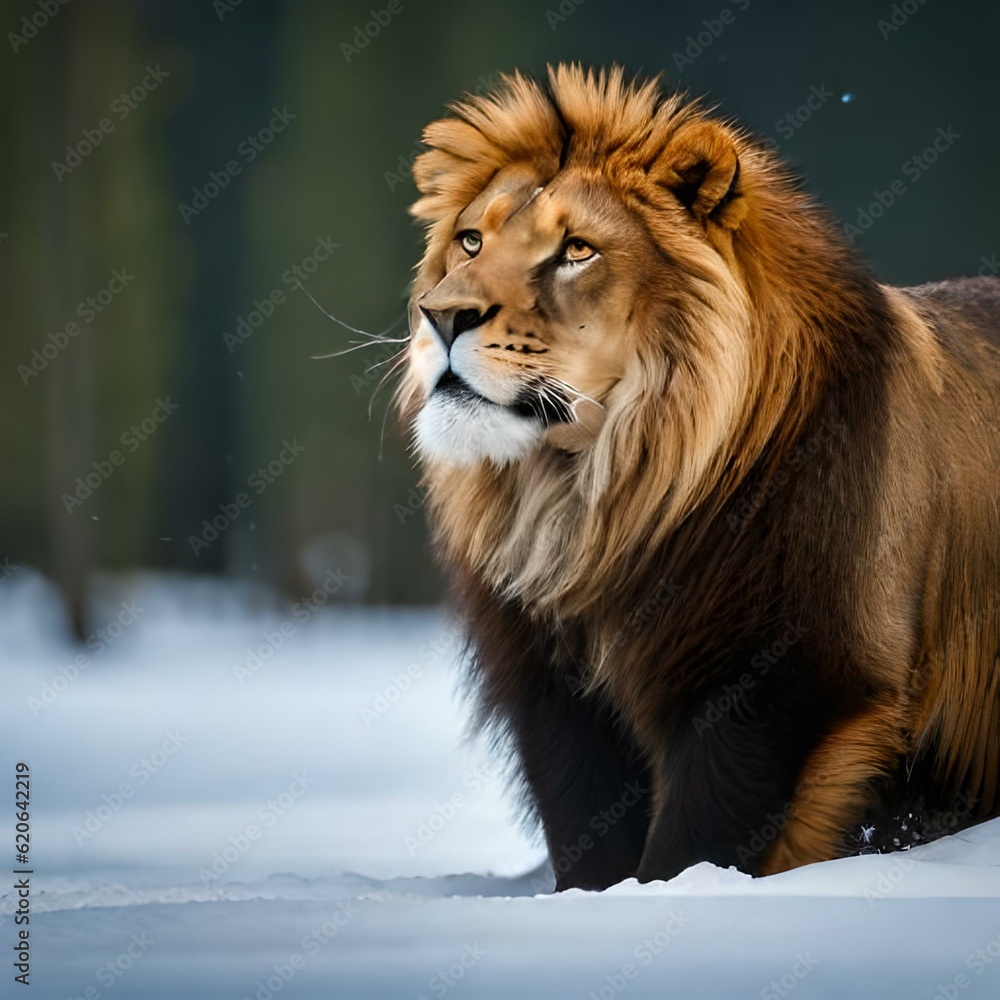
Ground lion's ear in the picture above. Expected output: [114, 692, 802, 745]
[653, 120, 747, 230]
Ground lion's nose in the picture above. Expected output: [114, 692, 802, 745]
[420, 304, 500, 346]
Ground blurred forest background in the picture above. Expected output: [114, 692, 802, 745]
[1, 0, 997, 629]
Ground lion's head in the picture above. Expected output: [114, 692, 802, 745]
[399, 65, 852, 614]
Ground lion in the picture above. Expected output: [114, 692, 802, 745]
[396, 64, 1000, 889]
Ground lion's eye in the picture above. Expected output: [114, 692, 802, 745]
[457, 230, 483, 257]
[562, 238, 597, 264]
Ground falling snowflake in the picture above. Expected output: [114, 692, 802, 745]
[860, 824, 876, 844]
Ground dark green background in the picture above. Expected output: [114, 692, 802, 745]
[1, 0, 996, 621]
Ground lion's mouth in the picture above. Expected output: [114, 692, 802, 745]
[434, 370, 573, 427]
[433, 369, 481, 402]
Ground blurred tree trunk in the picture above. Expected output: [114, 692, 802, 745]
[144, 0, 282, 574]
[41, 11, 97, 639]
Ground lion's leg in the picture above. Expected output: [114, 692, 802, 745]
[636, 682, 815, 883]
[760, 699, 907, 875]
[508, 670, 653, 891]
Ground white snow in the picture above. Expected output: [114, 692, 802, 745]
[1, 568, 999, 999]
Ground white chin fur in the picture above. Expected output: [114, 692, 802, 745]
[415, 392, 543, 466]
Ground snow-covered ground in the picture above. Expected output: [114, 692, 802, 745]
[1, 569, 999, 999]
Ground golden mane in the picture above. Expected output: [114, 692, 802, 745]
[403, 65, 892, 620]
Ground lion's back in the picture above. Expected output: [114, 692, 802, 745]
[904, 275, 1000, 353]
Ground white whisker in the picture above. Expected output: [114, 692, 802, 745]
[294, 277, 409, 342]
[311, 339, 404, 360]
[544, 376, 604, 409]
